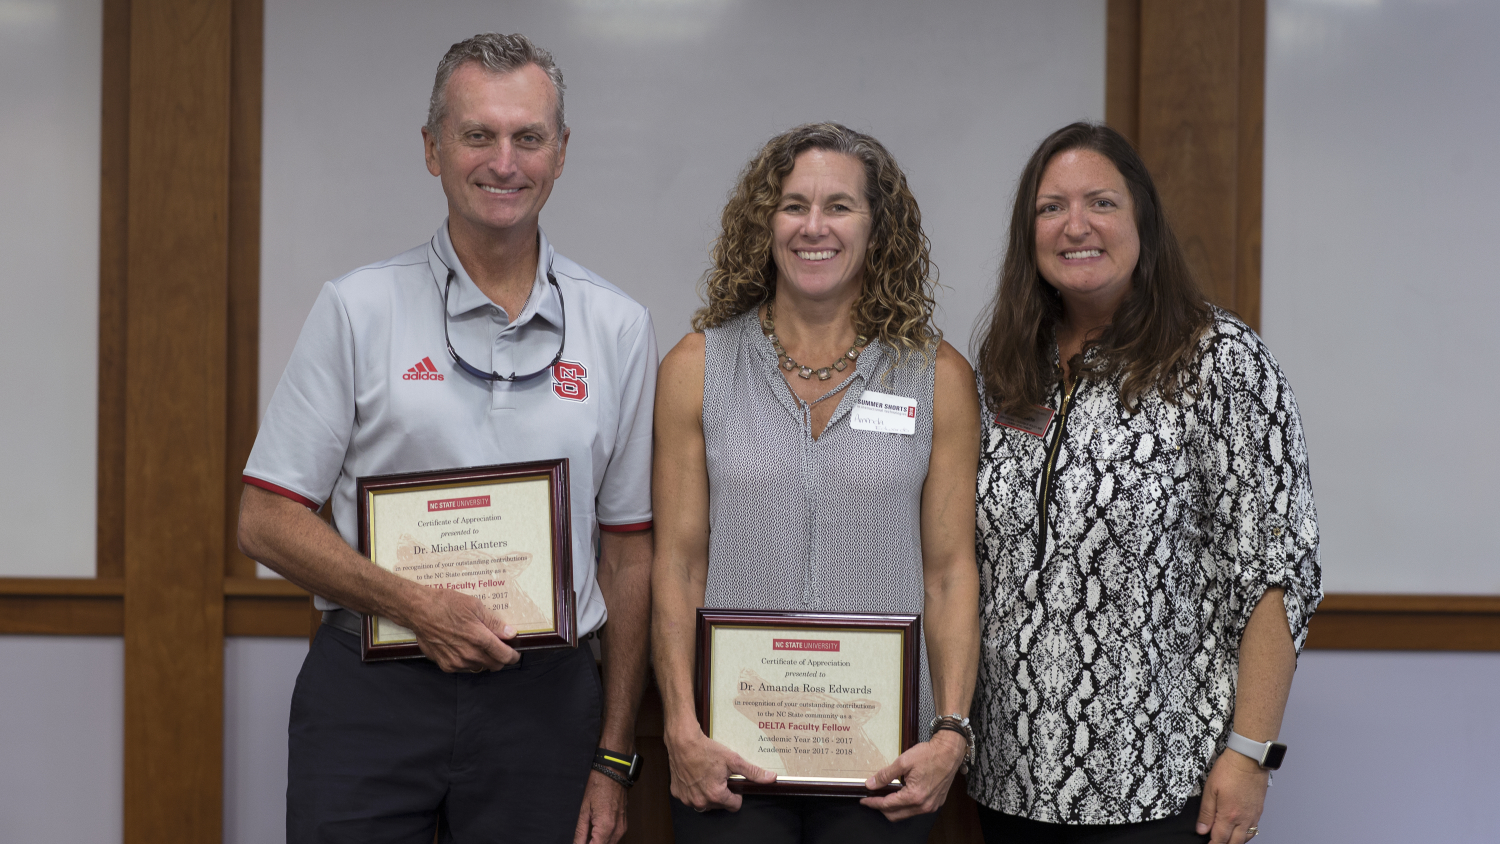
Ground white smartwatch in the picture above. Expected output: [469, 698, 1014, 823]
[1226, 730, 1287, 770]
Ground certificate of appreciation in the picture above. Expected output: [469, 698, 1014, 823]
[356, 460, 576, 661]
[695, 609, 920, 797]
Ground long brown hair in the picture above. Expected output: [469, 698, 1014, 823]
[976, 122, 1211, 415]
[692, 123, 937, 357]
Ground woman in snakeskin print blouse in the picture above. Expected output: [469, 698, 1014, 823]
[967, 123, 1321, 844]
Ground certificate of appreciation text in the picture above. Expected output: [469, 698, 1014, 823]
[696, 609, 919, 796]
[358, 460, 576, 660]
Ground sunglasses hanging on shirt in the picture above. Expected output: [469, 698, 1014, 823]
[430, 240, 567, 382]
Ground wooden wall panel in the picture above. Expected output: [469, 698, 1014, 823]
[97, 0, 131, 580]
[121, 0, 234, 840]
[226, 0, 264, 580]
[1233, 0, 1266, 330]
[224, 595, 314, 636]
[0, 579, 125, 635]
[10, 586, 1499, 650]
[223, 577, 309, 636]
[1306, 595, 1500, 651]
[1105, 0, 1141, 147]
[1107, 0, 1263, 330]
[1136, 0, 1250, 325]
[0, 595, 124, 635]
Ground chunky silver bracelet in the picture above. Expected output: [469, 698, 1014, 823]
[930, 714, 976, 774]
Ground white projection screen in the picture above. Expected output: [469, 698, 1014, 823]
[265, 1, 1499, 594]
[259, 0, 1107, 403]
[0, 0, 101, 578]
[6, 0, 1487, 595]
[1263, 0, 1500, 594]
[257, 0, 1106, 578]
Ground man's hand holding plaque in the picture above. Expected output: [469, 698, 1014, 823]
[400, 585, 521, 672]
[357, 459, 577, 663]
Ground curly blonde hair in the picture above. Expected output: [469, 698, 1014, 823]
[692, 123, 938, 357]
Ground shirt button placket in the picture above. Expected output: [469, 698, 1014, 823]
[492, 314, 513, 412]
[801, 401, 818, 608]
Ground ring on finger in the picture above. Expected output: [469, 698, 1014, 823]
[1247, 826, 1259, 839]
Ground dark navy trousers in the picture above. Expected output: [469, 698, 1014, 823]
[287, 624, 601, 844]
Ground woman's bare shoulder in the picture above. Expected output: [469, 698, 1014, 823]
[657, 331, 707, 408]
[933, 339, 975, 376]
[660, 331, 707, 373]
[933, 339, 977, 393]
[932, 339, 980, 429]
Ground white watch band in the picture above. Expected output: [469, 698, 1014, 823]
[1226, 730, 1284, 769]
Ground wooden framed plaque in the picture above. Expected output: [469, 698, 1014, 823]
[694, 608, 920, 797]
[356, 459, 576, 662]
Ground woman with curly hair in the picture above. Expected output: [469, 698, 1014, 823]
[968, 122, 1321, 844]
[651, 122, 981, 843]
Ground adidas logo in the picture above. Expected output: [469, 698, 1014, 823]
[402, 356, 445, 381]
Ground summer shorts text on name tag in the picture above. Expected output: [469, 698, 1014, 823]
[850, 390, 918, 436]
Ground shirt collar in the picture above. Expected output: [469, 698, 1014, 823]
[428, 221, 563, 329]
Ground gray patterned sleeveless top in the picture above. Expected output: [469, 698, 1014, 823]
[702, 308, 938, 738]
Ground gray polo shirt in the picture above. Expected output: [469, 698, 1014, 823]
[244, 222, 656, 635]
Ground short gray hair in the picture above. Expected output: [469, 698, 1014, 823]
[426, 33, 567, 143]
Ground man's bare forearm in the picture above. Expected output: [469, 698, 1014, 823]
[238, 484, 429, 626]
[596, 530, 654, 752]
[240, 484, 521, 672]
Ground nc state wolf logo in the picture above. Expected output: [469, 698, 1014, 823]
[552, 360, 588, 402]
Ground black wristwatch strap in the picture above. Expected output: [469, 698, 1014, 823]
[593, 748, 641, 787]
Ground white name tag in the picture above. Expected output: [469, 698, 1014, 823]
[850, 390, 918, 436]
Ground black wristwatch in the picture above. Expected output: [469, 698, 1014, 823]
[592, 748, 642, 788]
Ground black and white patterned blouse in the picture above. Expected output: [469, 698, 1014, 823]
[967, 310, 1322, 825]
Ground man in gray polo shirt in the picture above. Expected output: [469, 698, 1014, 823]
[238, 33, 653, 844]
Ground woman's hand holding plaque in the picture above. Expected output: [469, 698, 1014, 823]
[693, 609, 921, 798]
